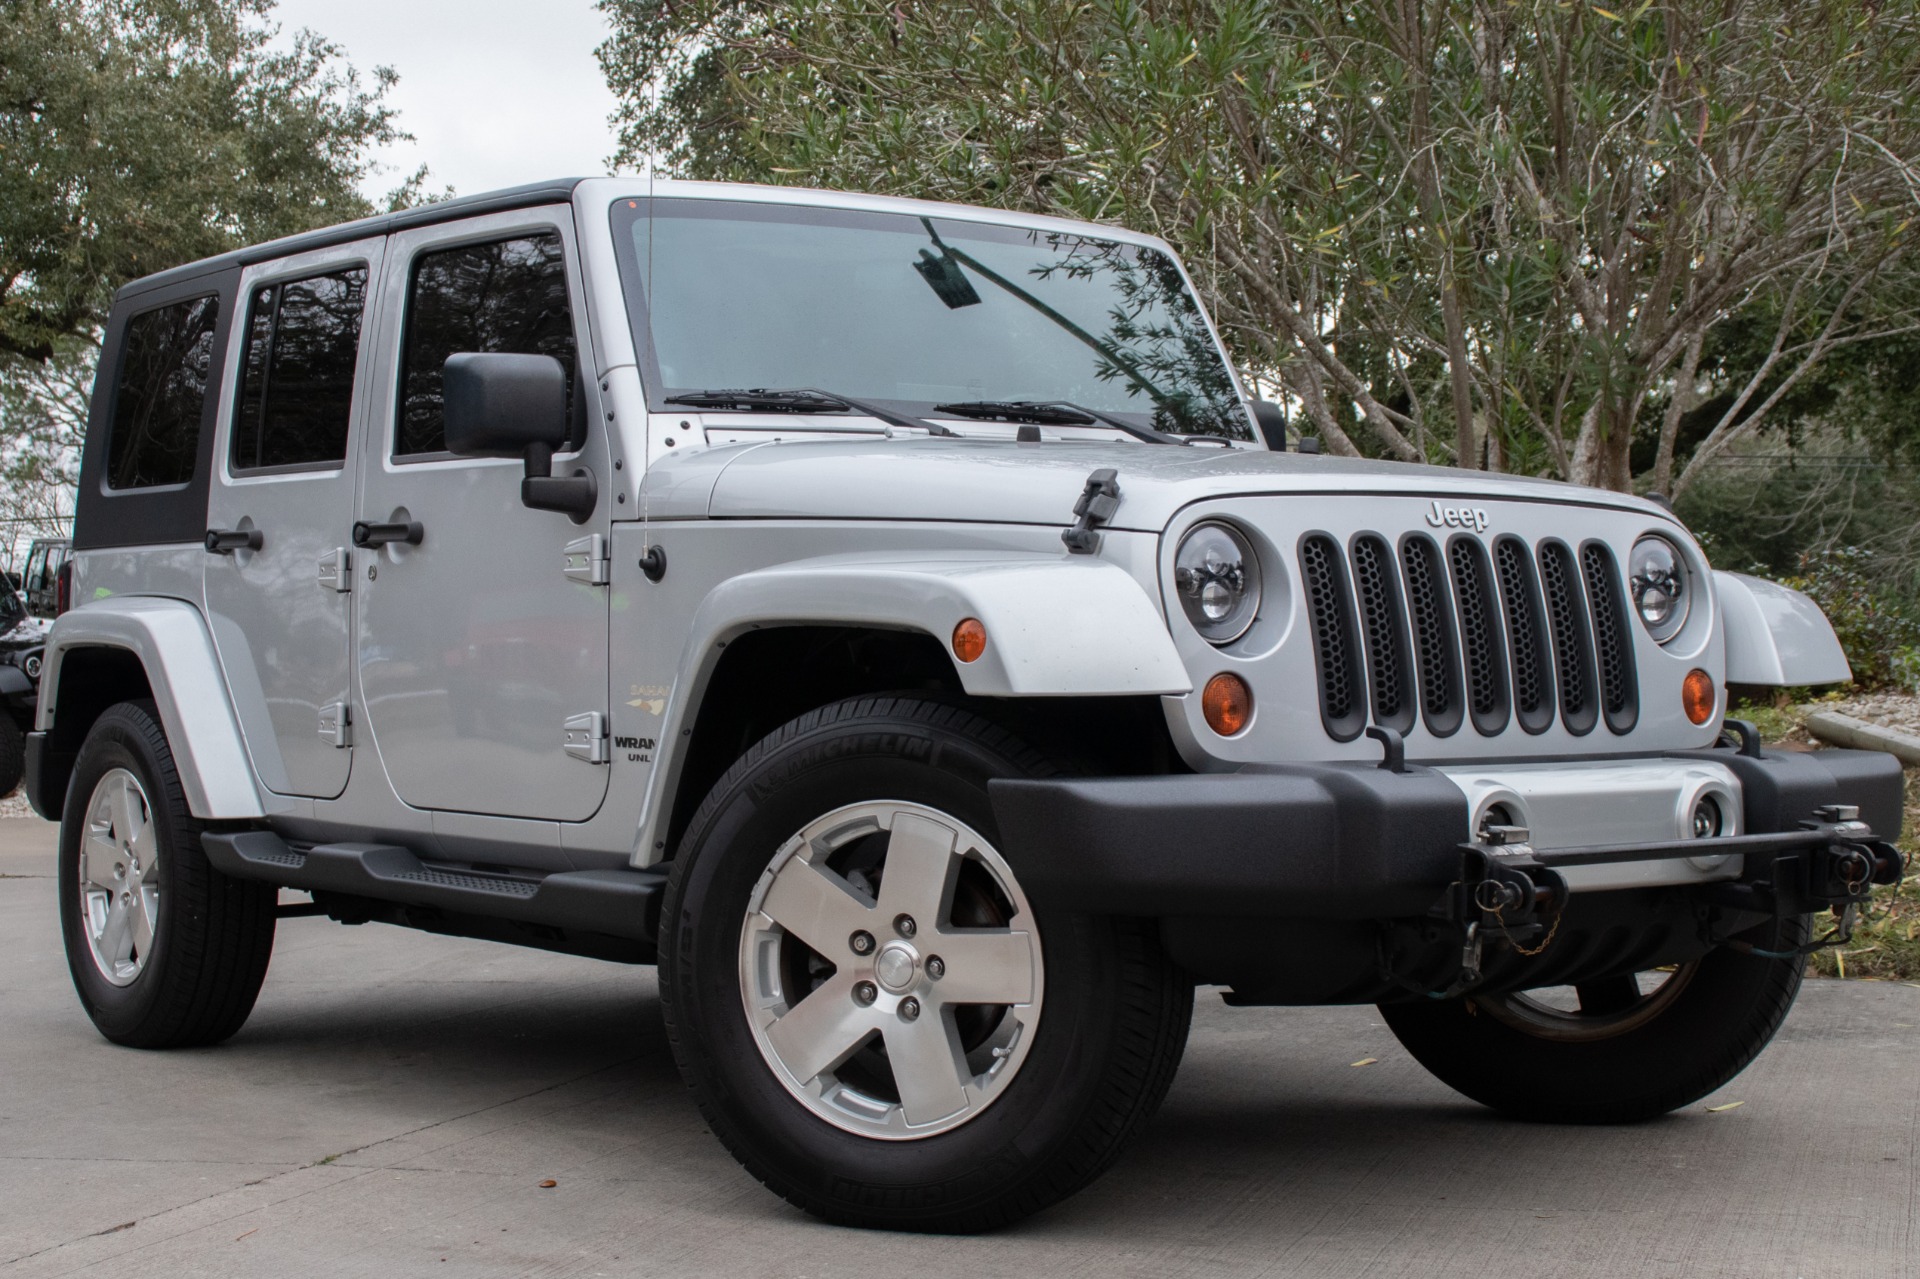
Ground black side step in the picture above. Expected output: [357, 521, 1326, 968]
[202, 831, 665, 943]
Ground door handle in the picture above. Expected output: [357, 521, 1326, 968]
[205, 527, 263, 554]
[351, 520, 424, 548]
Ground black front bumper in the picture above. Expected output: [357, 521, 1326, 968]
[988, 743, 1905, 921]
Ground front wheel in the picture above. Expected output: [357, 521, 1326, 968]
[1380, 916, 1808, 1123]
[660, 696, 1193, 1232]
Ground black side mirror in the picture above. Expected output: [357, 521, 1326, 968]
[1249, 399, 1288, 451]
[443, 352, 596, 523]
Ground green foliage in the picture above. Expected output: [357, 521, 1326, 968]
[0, 0, 412, 364]
[0, 0, 422, 540]
[599, 0, 1920, 492]
[1779, 549, 1920, 690]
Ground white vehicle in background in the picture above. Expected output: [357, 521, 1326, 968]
[29, 179, 1904, 1232]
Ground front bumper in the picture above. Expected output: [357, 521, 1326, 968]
[988, 743, 1904, 920]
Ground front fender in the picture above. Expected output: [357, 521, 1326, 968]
[38, 598, 264, 819]
[685, 552, 1191, 697]
[1714, 570, 1851, 687]
[630, 551, 1191, 866]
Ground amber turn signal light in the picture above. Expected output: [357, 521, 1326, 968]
[952, 617, 987, 663]
[1682, 668, 1716, 725]
[1202, 672, 1252, 736]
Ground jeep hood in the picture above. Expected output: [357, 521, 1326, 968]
[645, 438, 1668, 531]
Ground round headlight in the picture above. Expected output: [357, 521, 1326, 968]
[1175, 522, 1261, 644]
[1628, 534, 1689, 643]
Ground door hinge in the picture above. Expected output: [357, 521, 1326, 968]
[318, 548, 352, 593]
[318, 701, 352, 748]
[562, 534, 610, 586]
[563, 711, 608, 764]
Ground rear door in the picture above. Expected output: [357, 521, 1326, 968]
[203, 239, 383, 799]
[354, 208, 611, 821]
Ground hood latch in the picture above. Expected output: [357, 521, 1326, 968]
[1062, 468, 1120, 554]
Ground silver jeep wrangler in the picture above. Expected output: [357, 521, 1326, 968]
[31, 178, 1905, 1232]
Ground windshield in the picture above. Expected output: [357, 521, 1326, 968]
[612, 198, 1249, 440]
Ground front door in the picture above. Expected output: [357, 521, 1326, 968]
[355, 210, 611, 822]
[204, 239, 383, 799]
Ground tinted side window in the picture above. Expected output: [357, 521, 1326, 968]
[106, 295, 222, 489]
[232, 267, 368, 471]
[397, 233, 574, 457]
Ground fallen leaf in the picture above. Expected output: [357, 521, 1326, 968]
[538, 1179, 557, 1189]
[1351, 1057, 1378, 1067]
[1706, 1101, 1745, 1113]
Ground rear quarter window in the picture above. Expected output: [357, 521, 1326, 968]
[73, 268, 238, 551]
[107, 295, 222, 490]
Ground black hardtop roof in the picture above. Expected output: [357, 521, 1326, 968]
[114, 177, 588, 304]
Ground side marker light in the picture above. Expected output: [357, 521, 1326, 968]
[952, 618, 987, 663]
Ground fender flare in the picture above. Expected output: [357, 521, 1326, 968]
[1714, 570, 1851, 687]
[631, 551, 1192, 865]
[38, 598, 264, 819]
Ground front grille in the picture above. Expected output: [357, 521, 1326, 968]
[1400, 535, 1463, 737]
[1299, 533, 1367, 741]
[1350, 534, 1415, 733]
[1538, 541, 1598, 735]
[1494, 536, 1554, 735]
[1581, 541, 1639, 734]
[1447, 536, 1510, 735]
[1300, 529, 1640, 741]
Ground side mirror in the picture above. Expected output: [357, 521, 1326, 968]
[443, 352, 596, 523]
[1249, 399, 1288, 451]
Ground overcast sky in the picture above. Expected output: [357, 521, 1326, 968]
[270, 0, 629, 202]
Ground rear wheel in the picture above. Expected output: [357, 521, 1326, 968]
[58, 702, 277, 1048]
[661, 696, 1193, 1232]
[1380, 916, 1808, 1123]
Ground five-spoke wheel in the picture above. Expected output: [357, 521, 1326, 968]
[741, 801, 1043, 1138]
[662, 696, 1192, 1232]
[77, 767, 162, 986]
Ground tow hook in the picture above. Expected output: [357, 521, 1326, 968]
[1410, 806, 1906, 994]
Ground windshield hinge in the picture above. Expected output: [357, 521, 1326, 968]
[563, 534, 610, 586]
[564, 711, 608, 764]
[1062, 468, 1121, 554]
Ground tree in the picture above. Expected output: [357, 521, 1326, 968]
[600, 0, 1920, 493]
[0, 0, 423, 554]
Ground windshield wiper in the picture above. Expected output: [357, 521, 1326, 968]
[933, 399, 1187, 446]
[665, 388, 959, 437]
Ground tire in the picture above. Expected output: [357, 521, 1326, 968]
[58, 701, 277, 1048]
[1379, 915, 1809, 1123]
[660, 695, 1193, 1232]
[0, 713, 23, 797]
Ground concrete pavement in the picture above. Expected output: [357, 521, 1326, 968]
[2, 815, 1916, 1278]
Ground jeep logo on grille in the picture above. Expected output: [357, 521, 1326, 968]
[1425, 501, 1490, 532]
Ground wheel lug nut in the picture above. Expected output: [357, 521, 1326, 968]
[850, 930, 875, 955]
[900, 997, 921, 1021]
[853, 981, 878, 1006]
[926, 956, 945, 980]
[894, 914, 917, 938]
